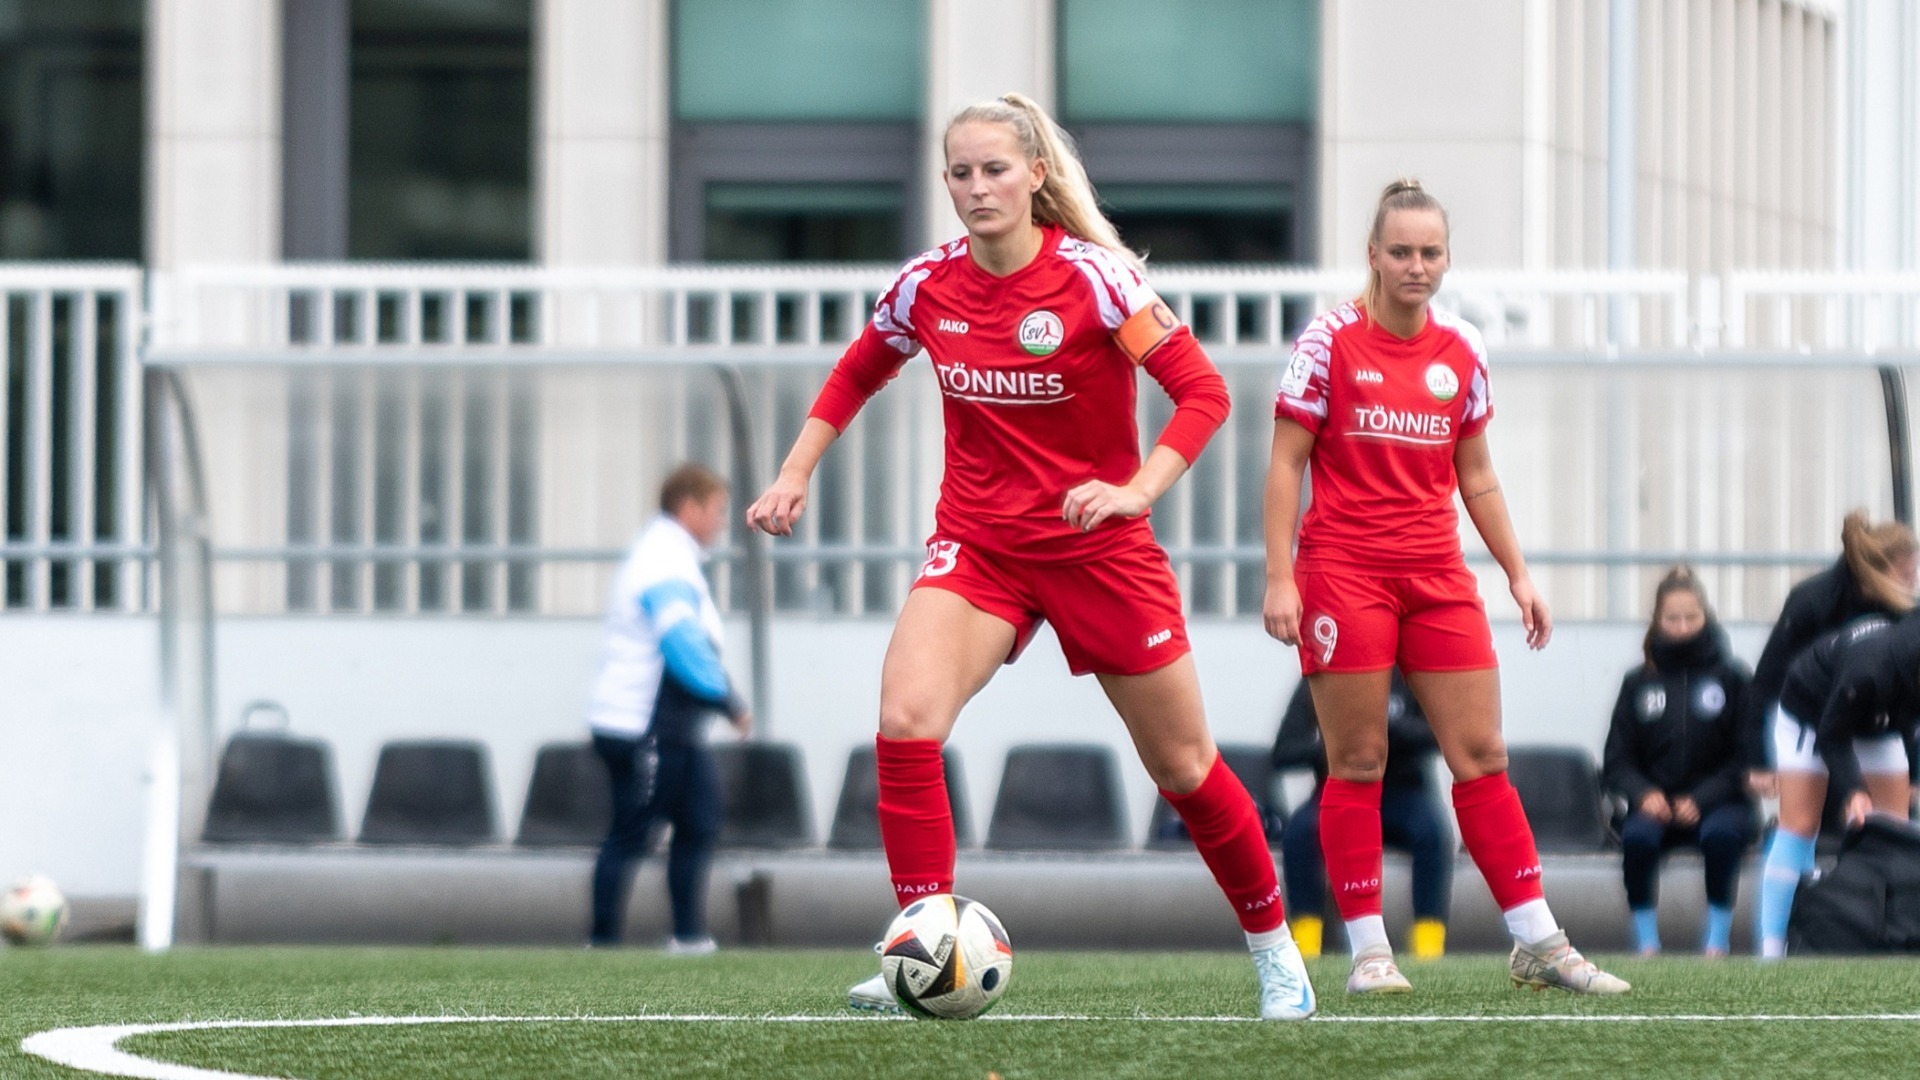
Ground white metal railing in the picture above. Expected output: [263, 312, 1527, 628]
[0, 265, 145, 612]
[4, 262, 1916, 619]
[1721, 271, 1920, 351]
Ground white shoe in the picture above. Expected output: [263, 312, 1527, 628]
[848, 971, 901, 1014]
[1252, 938, 1317, 1020]
[665, 935, 717, 957]
[1346, 944, 1413, 995]
[1509, 930, 1631, 995]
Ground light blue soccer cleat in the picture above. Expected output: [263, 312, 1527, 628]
[1253, 937, 1318, 1020]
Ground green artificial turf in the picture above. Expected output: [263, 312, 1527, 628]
[3, 946, 1918, 1078]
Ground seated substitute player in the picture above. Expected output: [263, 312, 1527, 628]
[1273, 669, 1452, 960]
[586, 464, 752, 953]
[1755, 615, 1920, 958]
[1263, 178, 1627, 996]
[746, 94, 1316, 1020]
[1601, 568, 1754, 957]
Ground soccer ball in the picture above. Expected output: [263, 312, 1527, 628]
[879, 893, 1012, 1019]
[1, 875, 69, 947]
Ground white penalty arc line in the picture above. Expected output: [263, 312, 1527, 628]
[23, 1012, 1920, 1080]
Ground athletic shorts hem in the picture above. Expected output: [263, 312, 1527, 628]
[1071, 642, 1191, 679]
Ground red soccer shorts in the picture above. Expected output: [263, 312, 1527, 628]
[910, 533, 1190, 676]
[1294, 563, 1496, 675]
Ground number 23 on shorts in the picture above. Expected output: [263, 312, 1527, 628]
[919, 540, 961, 579]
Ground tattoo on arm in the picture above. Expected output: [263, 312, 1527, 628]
[1463, 483, 1500, 503]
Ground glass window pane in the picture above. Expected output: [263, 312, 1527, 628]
[0, 0, 143, 260]
[349, 0, 531, 260]
[675, 0, 924, 121]
[705, 182, 902, 262]
[1060, 0, 1315, 123]
[1103, 183, 1293, 262]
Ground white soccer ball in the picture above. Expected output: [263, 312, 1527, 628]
[878, 893, 1012, 1019]
[1, 875, 69, 947]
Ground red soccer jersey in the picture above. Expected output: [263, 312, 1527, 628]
[809, 225, 1228, 562]
[1273, 302, 1492, 574]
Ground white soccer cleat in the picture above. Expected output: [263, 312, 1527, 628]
[847, 971, 901, 1014]
[1345, 944, 1413, 995]
[664, 935, 717, 957]
[1252, 937, 1318, 1020]
[1509, 930, 1631, 995]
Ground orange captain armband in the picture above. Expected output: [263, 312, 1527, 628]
[1114, 292, 1181, 365]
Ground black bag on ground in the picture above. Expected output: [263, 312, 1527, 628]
[1788, 816, 1920, 953]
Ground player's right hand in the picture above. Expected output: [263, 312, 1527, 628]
[1746, 769, 1777, 799]
[1638, 790, 1672, 824]
[1263, 578, 1302, 645]
[745, 473, 808, 536]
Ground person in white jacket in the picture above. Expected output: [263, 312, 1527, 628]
[588, 463, 751, 952]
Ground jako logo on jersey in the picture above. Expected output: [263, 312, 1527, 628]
[1144, 629, 1172, 648]
[1018, 310, 1064, 356]
[1424, 362, 1460, 402]
[1355, 369, 1384, 384]
[937, 318, 969, 334]
[1350, 406, 1453, 443]
[933, 362, 1071, 404]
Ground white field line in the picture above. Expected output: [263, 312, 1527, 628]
[22, 1012, 1920, 1080]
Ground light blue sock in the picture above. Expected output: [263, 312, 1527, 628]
[1705, 905, 1735, 953]
[1631, 908, 1661, 953]
[1758, 829, 1817, 954]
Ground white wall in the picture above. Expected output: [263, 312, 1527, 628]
[0, 613, 1771, 900]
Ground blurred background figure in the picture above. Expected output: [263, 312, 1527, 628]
[1602, 568, 1753, 957]
[587, 463, 752, 953]
[1272, 668, 1451, 961]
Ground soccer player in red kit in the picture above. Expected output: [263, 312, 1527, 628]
[747, 93, 1317, 1021]
[1263, 179, 1629, 996]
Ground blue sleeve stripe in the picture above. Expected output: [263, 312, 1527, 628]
[658, 622, 732, 704]
[639, 579, 702, 623]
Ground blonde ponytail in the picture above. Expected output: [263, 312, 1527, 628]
[946, 93, 1144, 273]
[1359, 178, 1450, 316]
[1841, 509, 1919, 614]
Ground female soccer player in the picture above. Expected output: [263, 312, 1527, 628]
[1602, 568, 1753, 956]
[1742, 512, 1915, 799]
[1263, 178, 1628, 996]
[745, 93, 1316, 1021]
[1756, 614, 1920, 957]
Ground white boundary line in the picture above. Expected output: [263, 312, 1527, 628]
[23, 1012, 1920, 1080]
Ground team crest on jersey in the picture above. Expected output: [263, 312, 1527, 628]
[1018, 310, 1064, 356]
[1424, 362, 1459, 402]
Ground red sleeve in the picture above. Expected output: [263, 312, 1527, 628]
[807, 323, 913, 432]
[1141, 327, 1229, 465]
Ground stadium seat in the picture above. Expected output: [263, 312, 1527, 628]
[1145, 742, 1285, 850]
[514, 741, 612, 847]
[712, 741, 813, 849]
[202, 730, 342, 844]
[827, 744, 972, 850]
[1505, 745, 1612, 853]
[986, 743, 1130, 851]
[358, 739, 497, 845]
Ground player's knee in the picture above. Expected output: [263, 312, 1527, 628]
[1326, 747, 1387, 783]
[1149, 752, 1214, 795]
[877, 698, 951, 742]
[1448, 739, 1508, 780]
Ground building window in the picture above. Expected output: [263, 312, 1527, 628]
[670, 0, 924, 262]
[349, 0, 532, 260]
[1059, 0, 1316, 263]
[0, 0, 143, 260]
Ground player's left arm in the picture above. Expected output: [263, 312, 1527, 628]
[1062, 296, 1228, 532]
[1455, 433, 1551, 650]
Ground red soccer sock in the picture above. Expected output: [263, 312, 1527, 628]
[875, 734, 955, 909]
[1452, 771, 1545, 911]
[1162, 753, 1286, 933]
[1318, 777, 1385, 921]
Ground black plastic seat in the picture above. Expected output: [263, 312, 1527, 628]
[358, 739, 497, 845]
[1145, 742, 1285, 850]
[986, 743, 1130, 851]
[1506, 745, 1611, 853]
[202, 731, 342, 843]
[515, 741, 612, 847]
[827, 745, 972, 850]
[711, 741, 813, 849]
